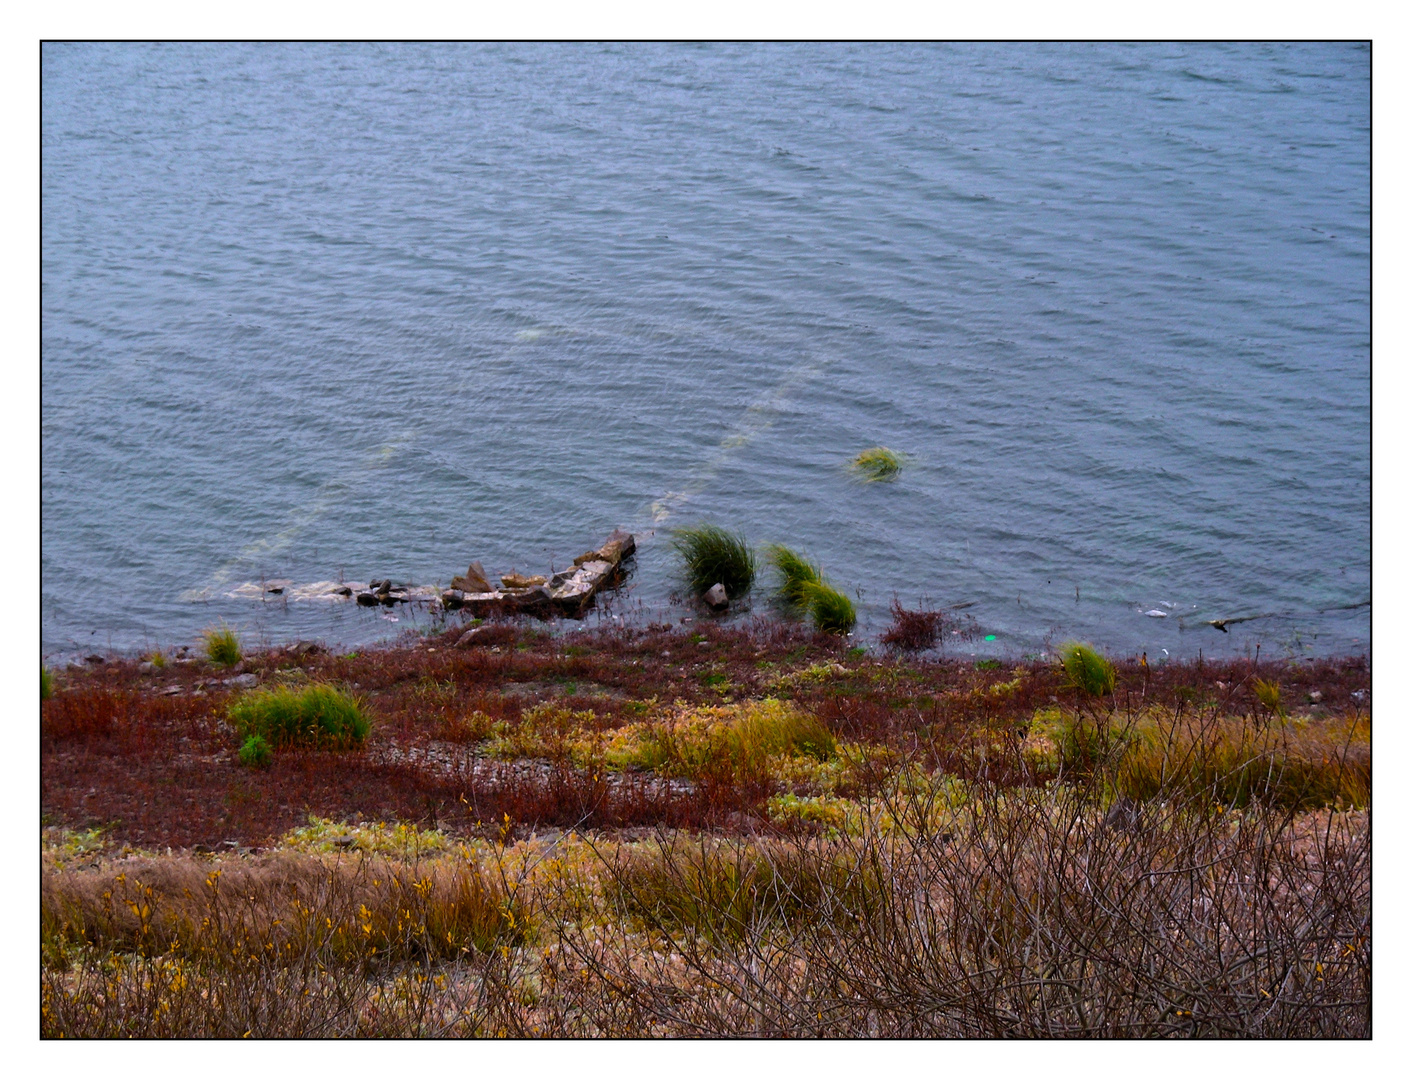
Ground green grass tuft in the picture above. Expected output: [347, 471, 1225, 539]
[671, 524, 756, 600]
[238, 734, 273, 768]
[1057, 641, 1116, 697]
[203, 624, 242, 667]
[606, 699, 837, 780]
[800, 580, 857, 635]
[1253, 678, 1285, 717]
[229, 683, 371, 750]
[851, 446, 903, 481]
[766, 544, 822, 612]
[727, 698, 837, 764]
[41, 665, 53, 701]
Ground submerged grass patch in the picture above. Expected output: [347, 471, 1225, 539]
[765, 543, 855, 634]
[766, 543, 821, 612]
[671, 524, 756, 599]
[800, 580, 857, 635]
[851, 446, 903, 481]
[229, 683, 371, 750]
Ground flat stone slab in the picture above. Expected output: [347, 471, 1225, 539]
[214, 529, 636, 620]
[444, 530, 635, 618]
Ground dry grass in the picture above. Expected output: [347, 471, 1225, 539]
[42, 786, 1369, 1037]
[551, 788, 1369, 1037]
[1036, 707, 1371, 810]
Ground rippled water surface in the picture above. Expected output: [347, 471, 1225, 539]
[42, 42, 1370, 660]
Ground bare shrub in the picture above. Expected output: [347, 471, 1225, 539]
[546, 781, 1370, 1037]
[880, 599, 946, 654]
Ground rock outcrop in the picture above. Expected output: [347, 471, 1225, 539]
[354, 583, 443, 606]
[500, 573, 548, 589]
[216, 529, 637, 621]
[442, 528, 636, 618]
[449, 561, 492, 594]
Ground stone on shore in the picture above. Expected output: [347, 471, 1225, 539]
[450, 561, 492, 593]
[574, 528, 636, 567]
[500, 573, 548, 589]
[455, 626, 489, 647]
[441, 529, 636, 619]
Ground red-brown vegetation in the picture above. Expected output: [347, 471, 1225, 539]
[42, 622, 1370, 850]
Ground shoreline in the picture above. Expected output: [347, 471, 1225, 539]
[40, 597, 1373, 671]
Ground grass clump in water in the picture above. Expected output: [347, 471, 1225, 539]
[1057, 641, 1116, 697]
[800, 580, 857, 635]
[203, 624, 242, 667]
[671, 524, 756, 600]
[766, 543, 854, 633]
[766, 544, 822, 612]
[229, 683, 371, 750]
[851, 446, 903, 482]
[41, 665, 53, 701]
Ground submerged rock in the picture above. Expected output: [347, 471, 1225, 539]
[286, 581, 356, 601]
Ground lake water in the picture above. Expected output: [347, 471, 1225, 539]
[41, 42, 1370, 661]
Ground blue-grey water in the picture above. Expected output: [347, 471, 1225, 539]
[41, 42, 1370, 662]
